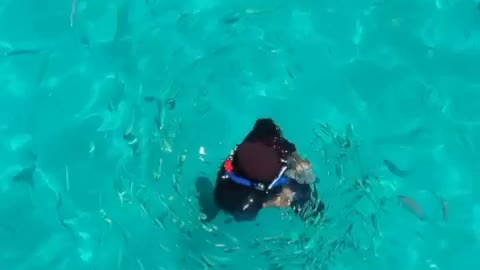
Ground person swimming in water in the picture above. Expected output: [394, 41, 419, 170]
[196, 118, 324, 222]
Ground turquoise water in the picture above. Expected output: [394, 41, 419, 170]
[1, 0, 480, 269]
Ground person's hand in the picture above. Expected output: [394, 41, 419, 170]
[295, 159, 315, 184]
[285, 153, 316, 184]
[263, 187, 295, 208]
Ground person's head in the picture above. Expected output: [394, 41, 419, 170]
[236, 141, 283, 182]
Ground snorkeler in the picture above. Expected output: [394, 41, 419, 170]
[196, 118, 324, 222]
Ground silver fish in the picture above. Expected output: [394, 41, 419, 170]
[383, 159, 409, 178]
[144, 96, 166, 131]
[114, 0, 129, 42]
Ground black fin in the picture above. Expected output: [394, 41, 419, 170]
[196, 176, 219, 222]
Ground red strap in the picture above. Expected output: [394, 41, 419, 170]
[224, 159, 233, 172]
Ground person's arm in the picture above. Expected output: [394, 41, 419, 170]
[263, 187, 295, 208]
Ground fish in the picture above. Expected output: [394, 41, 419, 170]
[143, 0, 157, 15]
[335, 162, 343, 179]
[114, 0, 129, 42]
[345, 123, 354, 142]
[222, 12, 242, 24]
[441, 200, 448, 221]
[143, 96, 156, 103]
[70, 0, 78, 28]
[153, 213, 167, 231]
[12, 166, 36, 187]
[158, 243, 170, 253]
[144, 96, 166, 130]
[65, 165, 70, 193]
[56, 194, 64, 226]
[80, 35, 90, 46]
[383, 159, 409, 178]
[4, 49, 42, 57]
[137, 259, 145, 270]
[222, 7, 278, 25]
[201, 255, 216, 268]
[430, 190, 448, 222]
[286, 68, 295, 79]
[123, 132, 139, 154]
[172, 174, 181, 195]
[1, 224, 16, 234]
[166, 96, 176, 110]
[371, 214, 378, 230]
[398, 195, 425, 220]
[153, 158, 163, 181]
[223, 246, 240, 253]
[35, 52, 50, 85]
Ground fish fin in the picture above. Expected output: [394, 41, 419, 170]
[196, 177, 219, 222]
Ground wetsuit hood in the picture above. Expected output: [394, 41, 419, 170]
[236, 141, 282, 182]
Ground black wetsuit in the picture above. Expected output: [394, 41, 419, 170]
[196, 118, 324, 222]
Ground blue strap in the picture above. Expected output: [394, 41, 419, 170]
[226, 171, 289, 191]
[227, 172, 254, 187]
